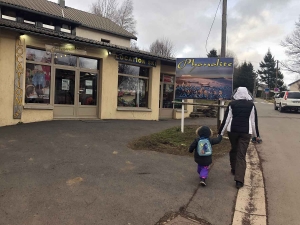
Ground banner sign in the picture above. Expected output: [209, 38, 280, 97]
[116, 54, 156, 67]
[175, 58, 234, 100]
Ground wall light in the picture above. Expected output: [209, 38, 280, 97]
[108, 51, 112, 55]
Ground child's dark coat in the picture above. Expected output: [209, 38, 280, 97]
[189, 126, 222, 166]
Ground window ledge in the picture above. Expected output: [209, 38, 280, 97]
[175, 109, 188, 113]
[24, 104, 54, 110]
[117, 107, 152, 112]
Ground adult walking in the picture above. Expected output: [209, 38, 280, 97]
[218, 87, 260, 189]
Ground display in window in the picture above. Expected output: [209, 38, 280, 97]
[79, 57, 98, 70]
[163, 84, 174, 108]
[25, 63, 51, 104]
[26, 48, 51, 63]
[117, 76, 148, 107]
[163, 75, 174, 83]
[54, 53, 77, 66]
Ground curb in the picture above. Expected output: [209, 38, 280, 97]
[232, 143, 267, 225]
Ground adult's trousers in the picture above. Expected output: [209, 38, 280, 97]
[228, 132, 251, 183]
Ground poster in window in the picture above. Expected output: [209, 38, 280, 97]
[62, 79, 70, 90]
[85, 80, 93, 86]
[86, 89, 93, 95]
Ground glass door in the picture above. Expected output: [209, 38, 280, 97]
[76, 71, 98, 118]
[53, 69, 76, 117]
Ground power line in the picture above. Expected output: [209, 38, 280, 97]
[205, 0, 222, 54]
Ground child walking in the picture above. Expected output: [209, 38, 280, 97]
[189, 126, 222, 186]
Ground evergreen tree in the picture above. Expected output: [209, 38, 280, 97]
[207, 49, 218, 57]
[258, 50, 284, 90]
[233, 62, 256, 93]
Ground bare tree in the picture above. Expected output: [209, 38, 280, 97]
[281, 17, 300, 76]
[90, 0, 137, 36]
[149, 38, 175, 58]
[225, 49, 239, 68]
[130, 40, 139, 50]
[116, 0, 137, 35]
[90, 0, 118, 20]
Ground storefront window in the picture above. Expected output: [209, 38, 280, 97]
[25, 63, 51, 104]
[54, 53, 77, 66]
[162, 84, 174, 108]
[26, 48, 52, 63]
[79, 57, 98, 70]
[118, 64, 149, 107]
[79, 72, 98, 105]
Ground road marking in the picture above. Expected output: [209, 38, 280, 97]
[260, 102, 265, 104]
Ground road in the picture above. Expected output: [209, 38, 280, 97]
[254, 99, 300, 225]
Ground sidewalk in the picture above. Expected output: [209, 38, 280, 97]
[0, 119, 266, 225]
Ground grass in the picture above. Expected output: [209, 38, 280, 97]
[128, 125, 231, 161]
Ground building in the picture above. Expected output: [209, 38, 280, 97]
[0, 0, 192, 127]
[288, 79, 300, 91]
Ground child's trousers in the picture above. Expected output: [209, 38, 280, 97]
[197, 165, 209, 179]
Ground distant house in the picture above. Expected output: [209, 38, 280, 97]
[288, 79, 300, 91]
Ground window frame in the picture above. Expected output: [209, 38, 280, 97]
[117, 63, 151, 109]
[25, 47, 53, 105]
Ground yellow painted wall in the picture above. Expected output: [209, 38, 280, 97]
[0, 31, 54, 126]
[76, 27, 131, 47]
[161, 64, 175, 75]
[0, 31, 17, 126]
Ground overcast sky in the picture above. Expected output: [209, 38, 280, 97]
[50, 0, 299, 84]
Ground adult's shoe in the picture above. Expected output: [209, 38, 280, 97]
[236, 181, 243, 189]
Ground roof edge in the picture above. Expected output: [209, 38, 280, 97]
[80, 24, 137, 40]
[288, 79, 300, 86]
[0, 24, 175, 63]
[0, 2, 81, 25]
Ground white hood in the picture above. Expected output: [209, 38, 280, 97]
[233, 87, 253, 100]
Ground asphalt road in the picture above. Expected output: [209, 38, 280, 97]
[254, 99, 300, 225]
[0, 118, 237, 225]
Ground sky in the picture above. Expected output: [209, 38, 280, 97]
[49, 0, 300, 85]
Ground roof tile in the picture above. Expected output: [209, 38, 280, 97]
[0, 0, 136, 39]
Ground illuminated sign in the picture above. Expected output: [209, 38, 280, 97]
[115, 54, 156, 67]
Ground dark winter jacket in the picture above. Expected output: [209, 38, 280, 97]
[218, 100, 260, 137]
[189, 126, 222, 166]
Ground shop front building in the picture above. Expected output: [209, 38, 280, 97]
[0, 0, 192, 127]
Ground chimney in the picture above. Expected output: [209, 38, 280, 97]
[58, 0, 65, 7]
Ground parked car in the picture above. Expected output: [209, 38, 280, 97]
[274, 91, 300, 112]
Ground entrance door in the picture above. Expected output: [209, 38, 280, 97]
[77, 71, 98, 117]
[54, 69, 76, 117]
[159, 74, 175, 119]
[53, 68, 98, 118]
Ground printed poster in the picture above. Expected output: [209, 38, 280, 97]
[175, 58, 234, 100]
[62, 79, 70, 91]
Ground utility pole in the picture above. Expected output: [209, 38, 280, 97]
[275, 60, 279, 88]
[221, 0, 227, 58]
[218, 0, 227, 129]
